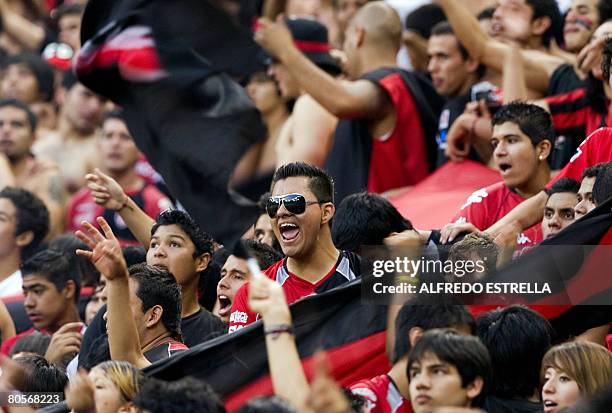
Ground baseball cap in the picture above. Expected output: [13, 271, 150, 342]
[260, 17, 341, 75]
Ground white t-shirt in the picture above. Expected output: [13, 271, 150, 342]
[0, 270, 22, 298]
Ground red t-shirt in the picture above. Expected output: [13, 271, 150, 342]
[547, 127, 612, 187]
[452, 181, 542, 251]
[228, 253, 359, 333]
[350, 374, 413, 413]
[66, 184, 172, 246]
[368, 73, 430, 194]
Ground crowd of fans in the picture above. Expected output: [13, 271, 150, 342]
[0, 0, 610, 412]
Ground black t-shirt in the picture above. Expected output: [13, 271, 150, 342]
[547, 63, 585, 96]
[436, 93, 470, 165]
[78, 304, 107, 368]
[435, 82, 496, 167]
[436, 93, 479, 167]
[143, 339, 188, 363]
[181, 307, 226, 347]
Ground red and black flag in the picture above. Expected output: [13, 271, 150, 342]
[471, 197, 612, 338]
[75, 0, 267, 242]
[39, 281, 388, 413]
[144, 281, 390, 411]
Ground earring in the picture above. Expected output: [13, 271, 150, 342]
[539, 155, 544, 161]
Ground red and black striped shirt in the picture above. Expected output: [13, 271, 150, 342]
[545, 88, 611, 169]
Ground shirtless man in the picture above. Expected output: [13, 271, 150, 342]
[268, 18, 340, 169]
[33, 71, 106, 195]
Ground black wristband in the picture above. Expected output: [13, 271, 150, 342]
[264, 323, 294, 338]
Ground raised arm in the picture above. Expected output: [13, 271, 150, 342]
[434, 0, 491, 62]
[85, 169, 157, 247]
[249, 274, 312, 413]
[0, 300, 15, 344]
[435, 0, 559, 94]
[255, 18, 390, 120]
[76, 217, 150, 369]
[0, 0, 45, 51]
[503, 44, 529, 103]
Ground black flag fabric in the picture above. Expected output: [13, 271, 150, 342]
[39, 280, 389, 413]
[75, 0, 267, 243]
[470, 197, 612, 338]
[144, 281, 389, 411]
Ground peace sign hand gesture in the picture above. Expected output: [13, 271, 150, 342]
[75, 217, 128, 281]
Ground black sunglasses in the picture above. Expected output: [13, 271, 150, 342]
[266, 193, 329, 218]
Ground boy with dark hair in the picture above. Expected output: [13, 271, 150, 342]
[134, 376, 226, 413]
[407, 329, 491, 413]
[484, 39, 612, 245]
[127, 263, 187, 364]
[235, 396, 298, 413]
[77, 218, 187, 367]
[476, 305, 553, 412]
[485, 38, 612, 240]
[332, 192, 413, 253]
[0, 99, 65, 238]
[350, 296, 475, 413]
[541, 177, 580, 240]
[229, 162, 360, 332]
[450, 102, 553, 251]
[254, 191, 281, 252]
[76, 208, 224, 370]
[216, 240, 283, 323]
[0, 187, 49, 297]
[522, 0, 564, 46]
[54, 3, 85, 52]
[9, 331, 51, 358]
[591, 162, 612, 206]
[0, 53, 55, 104]
[1, 250, 82, 356]
[575, 163, 607, 218]
[148, 209, 225, 343]
[13, 354, 68, 408]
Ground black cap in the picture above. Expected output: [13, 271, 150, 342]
[263, 17, 341, 75]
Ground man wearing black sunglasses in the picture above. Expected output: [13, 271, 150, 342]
[228, 162, 360, 333]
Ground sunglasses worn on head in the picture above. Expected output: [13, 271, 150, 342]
[266, 193, 329, 218]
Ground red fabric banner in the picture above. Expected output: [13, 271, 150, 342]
[390, 160, 501, 228]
